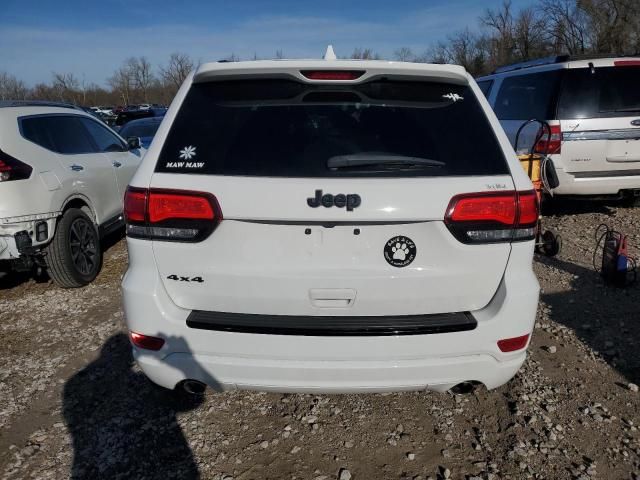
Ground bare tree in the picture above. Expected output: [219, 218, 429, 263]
[126, 56, 155, 103]
[446, 29, 487, 75]
[160, 52, 194, 92]
[422, 42, 451, 64]
[108, 67, 132, 106]
[52, 72, 80, 103]
[0, 72, 28, 100]
[275, 49, 285, 59]
[394, 47, 415, 62]
[538, 0, 589, 54]
[350, 48, 381, 60]
[482, 0, 516, 67]
[513, 7, 548, 60]
[580, 0, 640, 54]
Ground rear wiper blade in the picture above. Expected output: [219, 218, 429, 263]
[327, 153, 445, 169]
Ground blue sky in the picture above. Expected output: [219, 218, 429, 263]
[1, 0, 533, 86]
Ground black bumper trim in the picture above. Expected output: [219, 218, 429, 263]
[186, 310, 477, 336]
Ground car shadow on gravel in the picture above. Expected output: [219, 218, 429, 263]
[63, 333, 210, 479]
[537, 255, 640, 386]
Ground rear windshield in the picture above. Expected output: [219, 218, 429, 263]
[558, 66, 640, 119]
[156, 79, 508, 177]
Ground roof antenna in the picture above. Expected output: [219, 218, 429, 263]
[324, 45, 337, 61]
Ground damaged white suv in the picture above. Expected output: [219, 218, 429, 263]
[123, 57, 540, 394]
[0, 101, 143, 287]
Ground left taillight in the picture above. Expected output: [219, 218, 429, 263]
[0, 149, 33, 182]
[124, 187, 222, 242]
[534, 124, 561, 154]
[445, 190, 538, 244]
[129, 331, 165, 351]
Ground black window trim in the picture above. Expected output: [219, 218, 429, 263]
[476, 79, 494, 98]
[18, 113, 126, 155]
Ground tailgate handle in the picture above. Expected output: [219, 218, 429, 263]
[606, 155, 640, 163]
[309, 289, 356, 308]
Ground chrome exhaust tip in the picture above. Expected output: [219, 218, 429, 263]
[182, 379, 207, 395]
[450, 381, 481, 395]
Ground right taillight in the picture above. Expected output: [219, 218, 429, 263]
[534, 124, 561, 154]
[124, 187, 221, 242]
[445, 190, 538, 244]
[0, 149, 33, 182]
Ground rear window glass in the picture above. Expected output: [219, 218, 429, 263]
[21, 115, 96, 154]
[156, 79, 508, 177]
[494, 71, 562, 121]
[558, 66, 640, 119]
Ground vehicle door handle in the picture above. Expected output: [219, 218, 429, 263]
[70, 164, 84, 172]
[112, 161, 122, 168]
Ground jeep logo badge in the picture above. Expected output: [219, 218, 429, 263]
[632, 119, 640, 126]
[307, 189, 361, 211]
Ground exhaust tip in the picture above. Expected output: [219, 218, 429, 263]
[181, 380, 207, 396]
[450, 381, 482, 395]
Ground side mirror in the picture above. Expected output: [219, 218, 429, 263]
[127, 136, 141, 150]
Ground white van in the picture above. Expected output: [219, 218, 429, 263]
[122, 56, 540, 394]
[477, 55, 640, 204]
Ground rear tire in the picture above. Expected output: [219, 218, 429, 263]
[45, 208, 103, 288]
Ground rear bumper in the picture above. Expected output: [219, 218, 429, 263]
[0, 214, 58, 261]
[122, 239, 539, 393]
[554, 166, 640, 195]
[134, 347, 525, 393]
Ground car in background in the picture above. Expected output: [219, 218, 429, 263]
[122, 56, 539, 395]
[477, 55, 640, 204]
[90, 106, 114, 116]
[114, 107, 167, 127]
[118, 116, 163, 148]
[0, 100, 144, 287]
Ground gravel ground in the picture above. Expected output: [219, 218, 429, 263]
[0, 202, 639, 480]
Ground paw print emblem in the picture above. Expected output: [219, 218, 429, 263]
[392, 243, 409, 261]
[384, 236, 416, 267]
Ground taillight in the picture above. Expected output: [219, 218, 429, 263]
[129, 331, 165, 351]
[124, 187, 221, 242]
[614, 60, 640, 67]
[0, 149, 33, 182]
[497, 334, 530, 352]
[300, 70, 365, 80]
[534, 124, 561, 154]
[445, 191, 538, 244]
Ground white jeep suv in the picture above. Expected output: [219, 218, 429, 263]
[0, 101, 143, 287]
[122, 58, 540, 394]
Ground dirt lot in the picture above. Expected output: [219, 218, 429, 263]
[1, 202, 639, 480]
